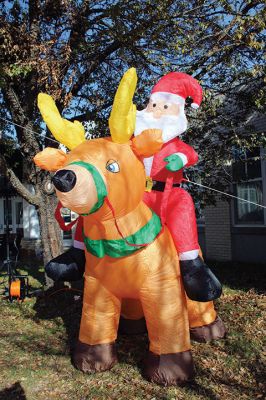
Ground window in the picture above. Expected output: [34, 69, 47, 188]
[61, 209, 73, 240]
[235, 181, 264, 224]
[60, 208, 79, 241]
[233, 148, 265, 226]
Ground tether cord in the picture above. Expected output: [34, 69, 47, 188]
[0, 116, 60, 145]
[182, 178, 266, 209]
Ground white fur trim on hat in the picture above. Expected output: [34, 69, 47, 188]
[150, 92, 185, 106]
[191, 103, 199, 109]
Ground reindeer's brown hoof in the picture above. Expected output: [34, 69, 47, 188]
[190, 316, 227, 343]
[118, 316, 147, 335]
[143, 350, 195, 386]
[72, 340, 117, 373]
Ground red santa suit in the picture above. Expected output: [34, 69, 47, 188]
[143, 137, 199, 254]
[134, 71, 204, 258]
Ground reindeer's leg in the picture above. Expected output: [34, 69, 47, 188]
[119, 298, 146, 335]
[186, 297, 227, 343]
[73, 275, 121, 373]
[140, 258, 195, 386]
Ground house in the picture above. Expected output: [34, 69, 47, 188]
[0, 177, 22, 258]
[198, 138, 266, 264]
[0, 177, 76, 260]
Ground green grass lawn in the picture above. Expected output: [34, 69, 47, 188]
[0, 262, 265, 400]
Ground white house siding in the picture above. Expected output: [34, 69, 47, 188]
[22, 190, 40, 240]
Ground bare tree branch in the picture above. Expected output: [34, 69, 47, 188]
[0, 153, 40, 206]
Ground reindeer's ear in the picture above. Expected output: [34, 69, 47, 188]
[131, 129, 164, 157]
[33, 147, 67, 171]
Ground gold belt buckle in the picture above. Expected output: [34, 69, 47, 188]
[145, 176, 153, 192]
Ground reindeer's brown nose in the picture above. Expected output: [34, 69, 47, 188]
[52, 170, 77, 192]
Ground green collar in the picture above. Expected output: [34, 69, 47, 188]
[83, 210, 162, 258]
[69, 161, 107, 215]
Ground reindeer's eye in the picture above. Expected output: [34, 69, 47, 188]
[106, 160, 120, 173]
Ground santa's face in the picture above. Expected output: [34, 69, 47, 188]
[146, 100, 180, 118]
[134, 100, 188, 143]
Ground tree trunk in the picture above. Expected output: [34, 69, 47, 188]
[37, 189, 63, 287]
[1, 152, 64, 287]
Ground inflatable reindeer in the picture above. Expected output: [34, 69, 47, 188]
[34, 68, 225, 386]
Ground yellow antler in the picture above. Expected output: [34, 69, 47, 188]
[37, 93, 85, 150]
[108, 67, 137, 143]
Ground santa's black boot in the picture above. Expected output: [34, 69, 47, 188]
[180, 256, 222, 302]
[45, 247, 85, 282]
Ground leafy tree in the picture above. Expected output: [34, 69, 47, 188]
[0, 0, 265, 264]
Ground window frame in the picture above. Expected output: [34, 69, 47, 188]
[232, 147, 266, 228]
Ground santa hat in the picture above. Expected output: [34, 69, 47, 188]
[150, 72, 203, 109]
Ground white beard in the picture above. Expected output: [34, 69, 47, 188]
[134, 110, 187, 176]
[134, 109, 187, 143]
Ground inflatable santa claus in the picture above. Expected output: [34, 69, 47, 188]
[134, 72, 222, 302]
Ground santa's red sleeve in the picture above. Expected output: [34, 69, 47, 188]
[172, 139, 199, 168]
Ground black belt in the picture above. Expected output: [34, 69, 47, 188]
[150, 180, 181, 192]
